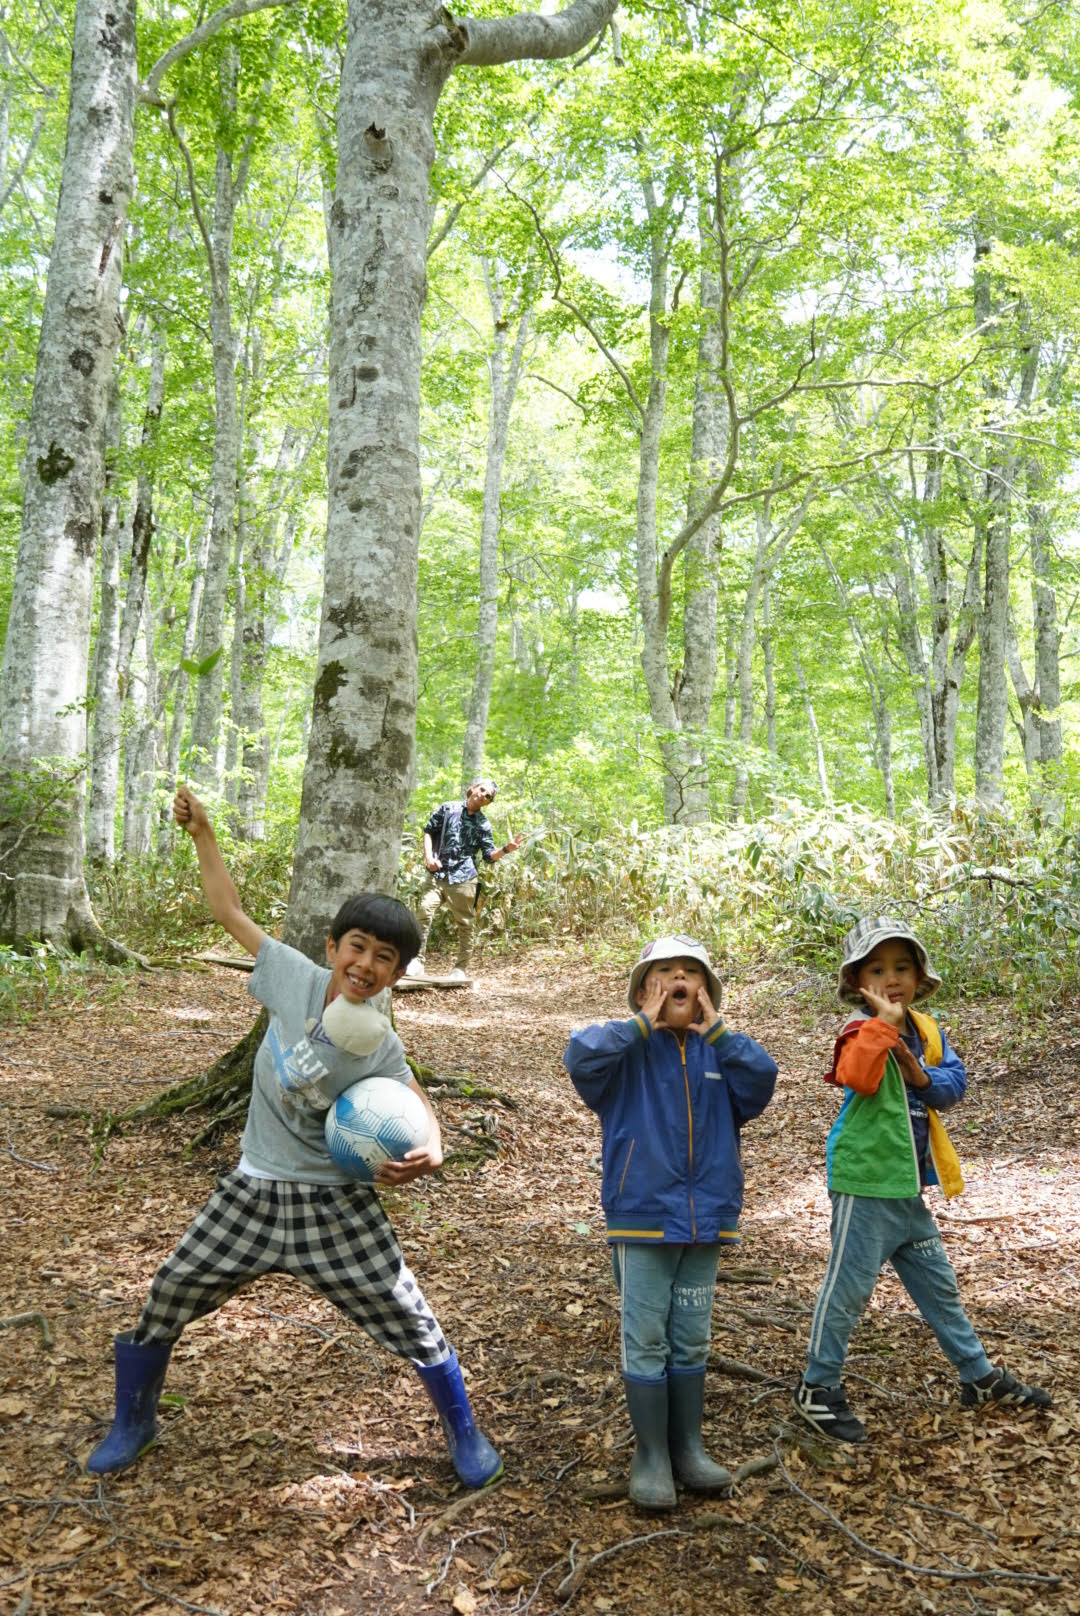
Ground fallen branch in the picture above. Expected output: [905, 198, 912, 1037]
[734, 1453, 780, 1483]
[714, 1268, 774, 1286]
[194, 952, 254, 972]
[729, 1306, 799, 1333]
[773, 1444, 1062, 1586]
[555, 1528, 686, 1600]
[709, 1354, 780, 1383]
[135, 1577, 228, 1615]
[2, 1145, 59, 1172]
[1, 1311, 54, 1348]
[887, 1493, 999, 1542]
[417, 1475, 506, 1551]
[769, 1419, 854, 1472]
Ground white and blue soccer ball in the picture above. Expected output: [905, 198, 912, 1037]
[324, 1077, 430, 1182]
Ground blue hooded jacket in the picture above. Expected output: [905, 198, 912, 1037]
[564, 1013, 778, 1244]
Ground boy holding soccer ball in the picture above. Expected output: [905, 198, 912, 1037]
[87, 788, 501, 1489]
[564, 937, 778, 1509]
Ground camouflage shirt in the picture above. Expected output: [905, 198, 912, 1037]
[423, 799, 498, 885]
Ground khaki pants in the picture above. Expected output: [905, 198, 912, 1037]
[417, 878, 477, 971]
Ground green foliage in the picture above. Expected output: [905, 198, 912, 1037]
[90, 820, 296, 955]
[456, 797, 1080, 1015]
[0, 942, 133, 1023]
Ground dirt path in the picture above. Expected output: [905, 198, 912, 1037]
[2, 949, 1079, 1616]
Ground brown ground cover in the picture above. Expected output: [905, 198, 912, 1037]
[2, 947, 1079, 1616]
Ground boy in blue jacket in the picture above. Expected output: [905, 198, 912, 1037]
[564, 936, 778, 1509]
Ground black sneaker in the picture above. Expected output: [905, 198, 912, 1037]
[792, 1376, 866, 1444]
[960, 1367, 1052, 1410]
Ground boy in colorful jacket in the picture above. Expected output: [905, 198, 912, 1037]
[564, 936, 778, 1509]
[794, 916, 1051, 1444]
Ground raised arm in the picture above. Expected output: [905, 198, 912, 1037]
[173, 787, 266, 957]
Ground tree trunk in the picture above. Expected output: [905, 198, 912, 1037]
[122, 600, 156, 856]
[0, 0, 136, 949]
[189, 55, 248, 786]
[89, 325, 165, 862]
[285, 0, 618, 961]
[86, 376, 125, 865]
[668, 220, 726, 824]
[460, 268, 531, 788]
[1026, 445, 1062, 821]
[972, 234, 1013, 806]
[794, 650, 830, 805]
[761, 580, 776, 757]
[157, 516, 213, 856]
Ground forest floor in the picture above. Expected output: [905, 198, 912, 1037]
[2, 945, 1079, 1616]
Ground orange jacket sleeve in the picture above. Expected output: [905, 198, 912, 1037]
[834, 1017, 899, 1095]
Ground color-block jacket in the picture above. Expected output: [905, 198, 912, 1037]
[824, 1007, 965, 1199]
[564, 1013, 778, 1244]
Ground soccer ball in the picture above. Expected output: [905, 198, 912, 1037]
[324, 1077, 430, 1182]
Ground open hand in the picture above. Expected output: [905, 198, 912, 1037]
[859, 982, 906, 1030]
[638, 973, 668, 1028]
[691, 984, 721, 1033]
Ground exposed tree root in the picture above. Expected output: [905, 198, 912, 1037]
[1, 1311, 54, 1349]
[86, 1019, 513, 1167]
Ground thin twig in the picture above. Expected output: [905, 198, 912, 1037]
[135, 1578, 228, 1616]
[773, 1445, 1061, 1586]
[887, 1494, 1000, 1542]
[555, 1528, 686, 1600]
[417, 1476, 506, 1551]
[3, 1145, 60, 1173]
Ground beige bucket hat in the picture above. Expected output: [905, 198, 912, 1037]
[627, 935, 723, 1012]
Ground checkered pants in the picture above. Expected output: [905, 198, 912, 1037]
[133, 1169, 450, 1367]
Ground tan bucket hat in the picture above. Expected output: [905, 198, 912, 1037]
[627, 935, 723, 1012]
[838, 915, 942, 1004]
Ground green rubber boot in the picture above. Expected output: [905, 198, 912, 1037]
[667, 1369, 733, 1493]
[623, 1376, 676, 1510]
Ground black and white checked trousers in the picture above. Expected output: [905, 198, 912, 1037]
[133, 1169, 450, 1366]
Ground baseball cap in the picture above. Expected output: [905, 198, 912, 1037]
[627, 935, 723, 1012]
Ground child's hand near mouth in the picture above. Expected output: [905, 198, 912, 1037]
[690, 984, 722, 1032]
[638, 974, 669, 1027]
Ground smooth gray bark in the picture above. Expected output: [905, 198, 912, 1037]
[122, 600, 157, 856]
[0, 0, 136, 949]
[88, 325, 164, 860]
[972, 235, 1015, 806]
[285, 0, 618, 958]
[188, 56, 250, 784]
[157, 517, 213, 855]
[667, 221, 725, 824]
[86, 376, 125, 864]
[729, 485, 813, 818]
[793, 649, 830, 805]
[460, 267, 531, 789]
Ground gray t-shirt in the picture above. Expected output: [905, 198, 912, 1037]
[238, 936, 412, 1183]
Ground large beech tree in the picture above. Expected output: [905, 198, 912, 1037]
[283, 0, 619, 957]
[0, 0, 137, 950]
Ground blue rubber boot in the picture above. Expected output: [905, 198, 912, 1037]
[86, 1332, 173, 1475]
[415, 1351, 503, 1488]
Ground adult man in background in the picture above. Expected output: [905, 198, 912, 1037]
[407, 780, 524, 981]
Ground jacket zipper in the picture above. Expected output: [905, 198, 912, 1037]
[892, 1048, 921, 1194]
[680, 1035, 696, 1240]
